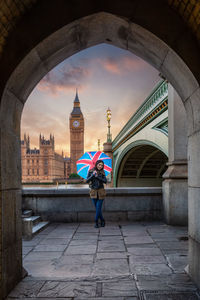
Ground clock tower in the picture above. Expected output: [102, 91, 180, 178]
[69, 90, 84, 173]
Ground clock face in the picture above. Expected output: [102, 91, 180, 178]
[73, 120, 80, 128]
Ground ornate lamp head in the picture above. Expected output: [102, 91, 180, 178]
[107, 107, 111, 121]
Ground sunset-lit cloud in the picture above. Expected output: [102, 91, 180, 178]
[99, 56, 146, 75]
[101, 58, 121, 74]
[38, 65, 91, 94]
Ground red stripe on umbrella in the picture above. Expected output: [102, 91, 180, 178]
[104, 165, 112, 172]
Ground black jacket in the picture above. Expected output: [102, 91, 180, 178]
[86, 170, 107, 190]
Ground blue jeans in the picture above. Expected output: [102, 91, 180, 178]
[92, 198, 104, 222]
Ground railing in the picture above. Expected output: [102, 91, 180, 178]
[22, 187, 163, 222]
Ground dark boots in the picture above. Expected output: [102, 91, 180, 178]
[94, 220, 106, 228]
[94, 219, 105, 228]
[101, 219, 105, 227]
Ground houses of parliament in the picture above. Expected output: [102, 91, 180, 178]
[21, 91, 84, 183]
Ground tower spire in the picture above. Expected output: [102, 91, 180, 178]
[74, 88, 80, 103]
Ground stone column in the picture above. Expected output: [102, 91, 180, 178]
[0, 90, 23, 297]
[186, 87, 200, 288]
[103, 142, 113, 187]
[162, 84, 188, 225]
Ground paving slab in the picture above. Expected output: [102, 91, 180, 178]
[77, 227, 101, 233]
[64, 244, 97, 255]
[99, 230, 121, 236]
[7, 298, 72, 300]
[39, 238, 71, 245]
[73, 233, 99, 240]
[37, 281, 96, 298]
[23, 261, 56, 277]
[8, 280, 45, 298]
[140, 291, 200, 300]
[39, 225, 58, 235]
[33, 244, 68, 252]
[161, 249, 188, 255]
[130, 263, 172, 275]
[129, 255, 166, 264]
[123, 233, 149, 238]
[98, 241, 126, 252]
[69, 239, 98, 246]
[92, 259, 129, 276]
[97, 252, 128, 259]
[136, 274, 197, 291]
[156, 241, 188, 250]
[166, 253, 188, 273]
[102, 280, 137, 297]
[23, 236, 42, 247]
[127, 247, 163, 256]
[151, 236, 179, 242]
[124, 236, 154, 244]
[122, 229, 148, 236]
[126, 243, 157, 249]
[58, 254, 94, 265]
[76, 298, 138, 300]
[98, 235, 123, 241]
[47, 231, 74, 238]
[23, 251, 62, 261]
[52, 263, 93, 278]
[23, 246, 33, 255]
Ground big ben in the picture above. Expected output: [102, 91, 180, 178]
[69, 90, 84, 173]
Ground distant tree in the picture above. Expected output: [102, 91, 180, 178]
[69, 173, 80, 178]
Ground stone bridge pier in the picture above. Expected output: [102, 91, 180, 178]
[162, 84, 188, 225]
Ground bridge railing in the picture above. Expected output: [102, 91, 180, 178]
[112, 80, 168, 149]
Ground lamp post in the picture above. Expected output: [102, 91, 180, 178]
[98, 139, 100, 151]
[106, 107, 112, 143]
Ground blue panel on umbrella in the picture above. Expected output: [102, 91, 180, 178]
[76, 151, 112, 180]
[76, 163, 88, 172]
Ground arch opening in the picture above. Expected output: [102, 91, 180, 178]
[1, 10, 200, 296]
[117, 144, 168, 187]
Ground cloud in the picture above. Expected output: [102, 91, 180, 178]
[99, 56, 146, 75]
[38, 65, 91, 94]
[101, 59, 121, 74]
[37, 54, 147, 96]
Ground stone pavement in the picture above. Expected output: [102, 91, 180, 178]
[7, 222, 200, 299]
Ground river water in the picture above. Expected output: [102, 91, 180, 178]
[22, 184, 89, 189]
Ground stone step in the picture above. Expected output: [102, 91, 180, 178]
[22, 209, 32, 218]
[32, 221, 50, 236]
[23, 215, 41, 226]
[22, 217, 49, 240]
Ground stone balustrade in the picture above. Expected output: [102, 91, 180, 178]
[22, 188, 162, 222]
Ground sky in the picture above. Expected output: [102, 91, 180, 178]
[21, 43, 160, 157]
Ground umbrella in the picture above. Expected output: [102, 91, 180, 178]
[76, 151, 112, 179]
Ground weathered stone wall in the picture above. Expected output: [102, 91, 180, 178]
[0, 1, 200, 295]
[22, 188, 163, 222]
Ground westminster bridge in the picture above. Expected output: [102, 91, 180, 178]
[112, 79, 168, 188]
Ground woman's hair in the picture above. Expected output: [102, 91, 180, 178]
[95, 160, 104, 170]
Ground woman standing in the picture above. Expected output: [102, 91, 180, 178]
[86, 160, 107, 228]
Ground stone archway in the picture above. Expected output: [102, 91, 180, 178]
[1, 11, 200, 296]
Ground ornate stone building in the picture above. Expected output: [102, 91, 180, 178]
[69, 90, 84, 173]
[21, 134, 70, 183]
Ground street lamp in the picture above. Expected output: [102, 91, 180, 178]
[106, 107, 112, 143]
[98, 139, 100, 151]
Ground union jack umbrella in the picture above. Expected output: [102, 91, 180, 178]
[76, 151, 112, 179]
